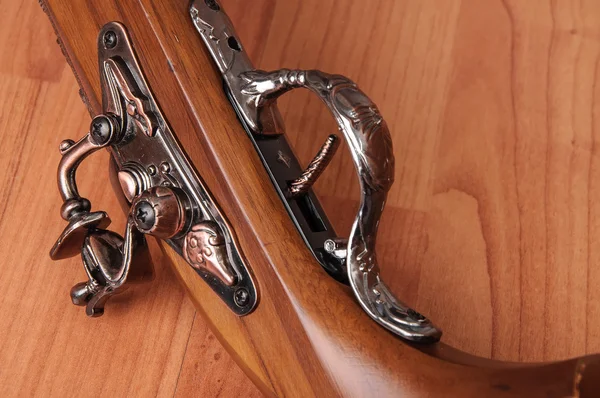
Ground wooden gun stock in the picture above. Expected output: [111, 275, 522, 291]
[41, 0, 600, 396]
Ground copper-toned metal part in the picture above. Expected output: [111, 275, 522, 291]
[117, 162, 150, 203]
[289, 134, 339, 197]
[118, 170, 139, 202]
[183, 221, 237, 287]
[104, 59, 154, 137]
[131, 186, 189, 239]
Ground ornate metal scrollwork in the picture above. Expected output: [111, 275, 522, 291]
[240, 69, 441, 342]
[50, 22, 257, 317]
[183, 221, 237, 287]
[190, 1, 441, 342]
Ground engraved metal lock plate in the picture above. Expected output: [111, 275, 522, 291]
[190, 0, 441, 343]
[50, 22, 257, 316]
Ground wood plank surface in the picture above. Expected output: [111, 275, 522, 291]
[1, 0, 600, 396]
[227, 0, 600, 363]
[0, 1, 258, 396]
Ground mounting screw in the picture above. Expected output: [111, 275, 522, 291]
[89, 115, 114, 145]
[131, 187, 188, 239]
[234, 288, 249, 307]
[323, 238, 348, 259]
[103, 31, 117, 49]
[133, 201, 156, 231]
[324, 239, 336, 253]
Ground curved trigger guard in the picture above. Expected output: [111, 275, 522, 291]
[241, 69, 442, 343]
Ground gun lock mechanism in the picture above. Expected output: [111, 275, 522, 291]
[50, 22, 257, 317]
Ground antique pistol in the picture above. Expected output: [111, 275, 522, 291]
[43, 1, 599, 396]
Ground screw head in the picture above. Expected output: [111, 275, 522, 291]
[103, 31, 117, 49]
[324, 239, 336, 253]
[89, 115, 113, 145]
[234, 288, 249, 307]
[130, 187, 188, 239]
[133, 201, 156, 231]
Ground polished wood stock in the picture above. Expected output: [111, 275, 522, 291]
[41, 0, 600, 396]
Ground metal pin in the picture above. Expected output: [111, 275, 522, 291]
[289, 134, 340, 198]
[324, 238, 348, 260]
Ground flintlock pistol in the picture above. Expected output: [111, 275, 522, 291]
[42, 0, 600, 396]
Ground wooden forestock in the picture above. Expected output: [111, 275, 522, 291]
[41, 1, 600, 397]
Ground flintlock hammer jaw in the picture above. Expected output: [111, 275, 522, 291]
[190, 0, 441, 343]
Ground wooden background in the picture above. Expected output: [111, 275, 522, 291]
[1, 0, 600, 396]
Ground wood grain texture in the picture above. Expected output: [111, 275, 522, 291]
[2, 0, 600, 396]
[224, 0, 600, 363]
[36, 0, 600, 396]
[0, 0, 257, 397]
